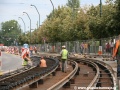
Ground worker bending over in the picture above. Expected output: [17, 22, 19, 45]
[39, 56, 47, 67]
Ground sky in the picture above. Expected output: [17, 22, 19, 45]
[0, 0, 106, 32]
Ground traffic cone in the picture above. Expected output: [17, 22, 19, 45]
[98, 46, 102, 55]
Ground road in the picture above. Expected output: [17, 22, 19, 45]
[1, 52, 23, 73]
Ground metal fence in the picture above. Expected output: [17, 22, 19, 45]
[5, 35, 119, 56]
[33, 35, 119, 56]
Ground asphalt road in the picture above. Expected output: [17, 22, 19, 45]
[1, 52, 23, 73]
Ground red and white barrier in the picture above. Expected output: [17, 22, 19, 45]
[11, 48, 14, 54]
[0, 50, 2, 72]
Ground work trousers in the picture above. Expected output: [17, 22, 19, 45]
[61, 59, 67, 72]
[117, 55, 120, 66]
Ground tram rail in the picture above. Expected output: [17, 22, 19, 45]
[0, 56, 59, 90]
[0, 53, 117, 90]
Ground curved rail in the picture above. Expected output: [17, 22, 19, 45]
[0, 53, 116, 90]
[54, 56, 116, 90]
[47, 59, 78, 90]
[0, 56, 59, 90]
[89, 58, 116, 90]
[73, 58, 100, 90]
[37, 54, 116, 90]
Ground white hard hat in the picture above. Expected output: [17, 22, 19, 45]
[62, 45, 66, 48]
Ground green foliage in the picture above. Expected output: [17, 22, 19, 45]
[66, 0, 80, 9]
[35, 1, 118, 43]
[2, 0, 119, 45]
[113, 0, 120, 34]
[87, 1, 116, 39]
[0, 20, 21, 45]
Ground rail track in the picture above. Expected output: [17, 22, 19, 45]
[0, 56, 59, 90]
[58, 57, 116, 90]
[41, 55, 116, 90]
[0, 54, 117, 90]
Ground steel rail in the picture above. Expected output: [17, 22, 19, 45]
[75, 57, 115, 90]
[74, 58, 100, 89]
[89, 58, 116, 90]
[37, 54, 116, 90]
[0, 65, 36, 81]
[0, 56, 59, 90]
[47, 60, 78, 90]
[47, 58, 99, 90]
[15, 60, 59, 90]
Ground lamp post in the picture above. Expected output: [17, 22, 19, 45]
[31, 4, 40, 27]
[100, 0, 102, 18]
[100, 0, 102, 43]
[23, 12, 31, 44]
[50, 0, 54, 15]
[98, 0, 102, 55]
[18, 17, 26, 33]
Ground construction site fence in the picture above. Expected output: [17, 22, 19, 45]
[32, 35, 119, 55]
[4, 35, 119, 56]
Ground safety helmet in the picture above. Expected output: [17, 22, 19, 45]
[62, 45, 66, 48]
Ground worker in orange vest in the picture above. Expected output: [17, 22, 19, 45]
[112, 37, 120, 65]
[113, 36, 120, 90]
[39, 56, 47, 67]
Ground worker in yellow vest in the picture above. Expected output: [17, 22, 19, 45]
[60, 45, 68, 73]
[39, 56, 47, 67]
[23, 54, 31, 66]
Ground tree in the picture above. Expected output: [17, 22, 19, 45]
[0, 20, 21, 46]
[87, 1, 116, 39]
[66, 0, 80, 9]
[113, 0, 120, 35]
[19, 0, 118, 44]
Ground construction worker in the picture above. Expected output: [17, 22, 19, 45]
[33, 46, 37, 54]
[112, 36, 120, 65]
[113, 36, 120, 84]
[60, 45, 68, 73]
[29, 46, 33, 56]
[23, 54, 31, 66]
[39, 56, 47, 67]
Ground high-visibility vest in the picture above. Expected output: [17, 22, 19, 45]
[61, 49, 68, 60]
[40, 59, 47, 67]
[23, 60, 28, 66]
[113, 40, 120, 57]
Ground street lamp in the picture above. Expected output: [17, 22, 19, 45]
[18, 17, 26, 33]
[31, 4, 40, 27]
[98, 0, 102, 55]
[23, 12, 31, 44]
[100, 0, 102, 18]
[50, 0, 54, 15]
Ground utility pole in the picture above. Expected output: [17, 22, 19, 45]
[100, 0, 102, 18]
[100, 0, 102, 46]
[98, 0, 102, 55]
